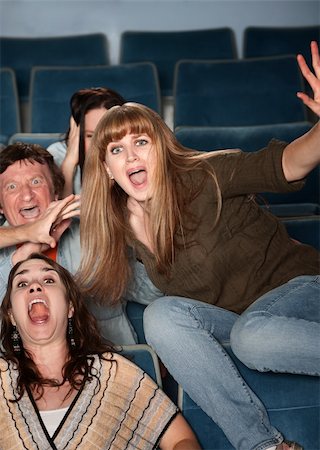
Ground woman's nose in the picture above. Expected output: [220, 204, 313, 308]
[126, 148, 138, 163]
[29, 284, 42, 294]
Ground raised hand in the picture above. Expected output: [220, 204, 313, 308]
[296, 41, 320, 117]
[66, 116, 80, 166]
[61, 116, 80, 196]
[24, 194, 80, 248]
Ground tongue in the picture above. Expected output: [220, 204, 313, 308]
[130, 170, 147, 186]
[21, 207, 40, 219]
[28, 303, 49, 323]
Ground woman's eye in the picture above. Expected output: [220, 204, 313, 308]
[31, 178, 41, 185]
[136, 139, 148, 146]
[111, 147, 122, 155]
[44, 278, 54, 284]
[17, 281, 27, 288]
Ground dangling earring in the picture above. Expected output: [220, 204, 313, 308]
[11, 326, 21, 354]
[68, 317, 76, 348]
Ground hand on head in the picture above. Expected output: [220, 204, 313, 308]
[65, 116, 80, 166]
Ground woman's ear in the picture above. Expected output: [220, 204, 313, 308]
[9, 311, 16, 326]
[68, 303, 74, 319]
[103, 162, 114, 180]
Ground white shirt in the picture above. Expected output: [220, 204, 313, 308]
[39, 407, 69, 436]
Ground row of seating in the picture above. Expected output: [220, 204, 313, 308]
[0, 52, 314, 135]
[1, 26, 318, 219]
[1, 25, 319, 102]
[0, 62, 320, 217]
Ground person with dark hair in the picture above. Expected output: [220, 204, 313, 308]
[0, 142, 161, 345]
[48, 87, 125, 197]
[0, 142, 80, 298]
[0, 253, 201, 449]
[79, 42, 320, 450]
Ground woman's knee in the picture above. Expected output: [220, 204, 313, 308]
[230, 313, 271, 370]
[143, 296, 196, 346]
[143, 296, 184, 344]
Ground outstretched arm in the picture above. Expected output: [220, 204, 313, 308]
[282, 41, 320, 182]
[159, 413, 202, 450]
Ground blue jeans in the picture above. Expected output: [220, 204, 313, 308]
[143, 276, 320, 450]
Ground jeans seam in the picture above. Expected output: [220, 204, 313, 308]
[188, 305, 277, 441]
[262, 277, 319, 313]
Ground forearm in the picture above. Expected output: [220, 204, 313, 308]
[173, 439, 202, 450]
[61, 159, 77, 197]
[0, 224, 32, 248]
[282, 120, 320, 181]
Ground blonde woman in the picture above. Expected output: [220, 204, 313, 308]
[79, 42, 320, 450]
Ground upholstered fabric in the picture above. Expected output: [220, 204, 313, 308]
[243, 25, 320, 67]
[29, 62, 161, 133]
[120, 28, 237, 96]
[282, 217, 320, 250]
[175, 123, 312, 152]
[8, 132, 63, 148]
[173, 55, 307, 128]
[0, 68, 21, 143]
[0, 34, 109, 102]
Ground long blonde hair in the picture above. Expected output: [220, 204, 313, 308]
[78, 103, 224, 304]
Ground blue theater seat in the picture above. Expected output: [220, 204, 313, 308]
[0, 67, 21, 145]
[120, 28, 237, 97]
[243, 25, 320, 72]
[8, 132, 62, 148]
[173, 55, 307, 129]
[120, 344, 162, 386]
[29, 62, 161, 133]
[0, 33, 109, 103]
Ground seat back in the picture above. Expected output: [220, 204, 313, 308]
[179, 344, 320, 450]
[243, 25, 320, 64]
[282, 217, 320, 250]
[0, 67, 21, 144]
[29, 63, 161, 133]
[8, 132, 62, 148]
[120, 344, 162, 385]
[0, 33, 109, 103]
[174, 55, 307, 128]
[175, 122, 312, 152]
[120, 28, 237, 96]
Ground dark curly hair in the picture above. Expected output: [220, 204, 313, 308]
[0, 253, 114, 401]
